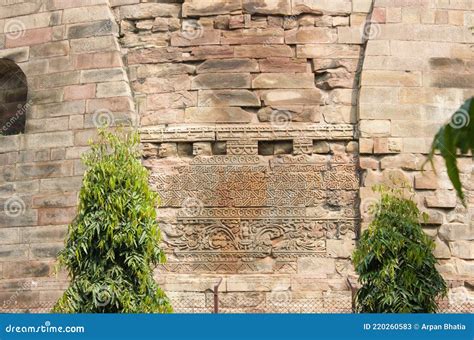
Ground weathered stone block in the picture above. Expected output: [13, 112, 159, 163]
[226, 276, 291, 291]
[285, 27, 337, 44]
[292, 0, 352, 15]
[0, 47, 29, 62]
[359, 120, 391, 137]
[326, 239, 355, 258]
[87, 97, 133, 113]
[0, 228, 19, 245]
[198, 90, 260, 107]
[64, 84, 96, 101]
[96, 81, 131, 98]
[361, 70, 422, 87]
[197, 59, 259, 74]
[313, 141, 330, 154]
[30, 243, 64, 259]
[31, 100, 85, 119]
[297, 44, 360, 58]
[63, 5, 112, 24]
[433, 237, 451, 259]
[0, 135, 20, 153]
[381, 154, 423, 170]
[185, 107, 253, 123]
[0, 210, 37, 227]
[0, 2, 41, 19]
[449, 241, 474, 259]
[439, 224, 473, 241]
[38, 207, 76, 226]
[32, 71, 80, 90]
[235, 45, 293, 58]
[16, 162, 73, 180]
[425, 191, 457, 208]
[183, 0, 242, 17]
[141, 109, 185, 126]
[81, 67, 126, 83]
[222, 28, 284, 45]
[128, 47, 183, 64]
[243, 0, 291, 15]
[171, 28, 221, 47]
[0, 245, 29, 261]
[66, 20, 118, 39]
[259, 58, 307, 73]
[147, 92, 197, 110]
[192, 73, 251, 89]
[252, 73, 314, 89]
[133, 75, 190, 94]
[2, 261, 51, 279]
[120, 3, 181, 19]
[32, 192, 78, 209]
[260, 89, 324, 105]
[21, 225, 68, 243]
[6, 27, 52, 48]
[297, 258, 336, 276]
[352, 0, 372, 13]
[23, 132, 74, 149]
[70, 35, 117, 53]
[74, 51, 122, 70]
[414, 171, 438, 190]
[30, 41, 69, 58]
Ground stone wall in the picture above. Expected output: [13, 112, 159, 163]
[0, 0, 135, 307]
[359, 0, 474, 303]
[0, 0, 472, 311]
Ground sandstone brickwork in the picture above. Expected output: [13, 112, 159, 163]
[0, 0, 472, 312]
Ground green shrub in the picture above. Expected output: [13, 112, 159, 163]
[353, 186, 447, 313]
[53, 129, 172, 313]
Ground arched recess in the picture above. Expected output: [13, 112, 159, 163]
[0, 58, 28, 135]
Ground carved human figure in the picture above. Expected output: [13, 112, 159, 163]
[158, 143, 178, 158]
[192, 142, 212, 156]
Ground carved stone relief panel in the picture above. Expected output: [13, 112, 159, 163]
[142, 124, 359, 273]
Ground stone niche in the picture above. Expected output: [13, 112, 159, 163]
[142, 123, 359, 275]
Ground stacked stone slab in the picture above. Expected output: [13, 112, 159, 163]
[0, 0, 472, 312]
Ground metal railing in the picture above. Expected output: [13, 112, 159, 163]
[0, 298, 472, 314]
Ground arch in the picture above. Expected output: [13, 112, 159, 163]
[0, 58, 27, 135]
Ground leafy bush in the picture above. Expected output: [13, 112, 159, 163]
[353, 186, 447, 313]
[427, 97, 473, 204]
[54, 129, 172, 313]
